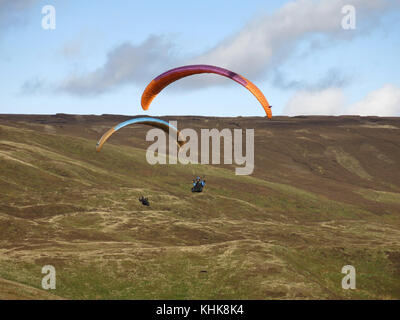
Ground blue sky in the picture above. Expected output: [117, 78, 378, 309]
[1, 0, 399, 117]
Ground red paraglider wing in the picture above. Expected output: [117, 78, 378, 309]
[141, 65, 272, 119]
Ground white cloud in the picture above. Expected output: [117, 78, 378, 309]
[192, 0, 393, 78]
[284, 88, 345, 116]
[346, 84, 400, 116]
[284, 84, 400, 117]
[58, 35, 180, 96]
[55, 0, 397, 96]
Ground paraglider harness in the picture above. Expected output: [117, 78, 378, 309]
[191, 176, 206, 193]
[139, 196, 150, 206]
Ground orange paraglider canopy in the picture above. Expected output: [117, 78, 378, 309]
[141, 65, 272, 119]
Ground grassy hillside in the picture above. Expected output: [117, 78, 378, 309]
[0, 114, 399, 299]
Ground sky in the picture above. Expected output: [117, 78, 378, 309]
[0, 0, 399, 117]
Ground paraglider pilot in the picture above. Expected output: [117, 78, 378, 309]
[191, 176, 206, 192]
[139, 196, 150, 206]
